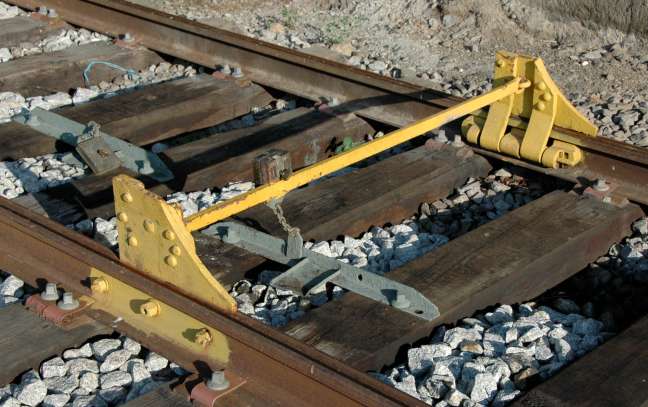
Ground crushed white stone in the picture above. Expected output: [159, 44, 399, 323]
[3, 335, 187, 406]
[0, 62, 197, 124]
[374, 301, 605, 405]
[0, 2, 25, 19]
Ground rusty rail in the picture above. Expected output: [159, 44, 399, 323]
[7, 0, 648, 205]
[0, 196, 423, 406]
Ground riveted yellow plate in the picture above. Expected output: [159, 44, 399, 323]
[86, 268, 230, 366]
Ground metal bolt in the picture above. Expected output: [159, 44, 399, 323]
[194, 328, 212, 347]
[117, 212, 128, 223]
[541, 92, 553, 102]
[392, 294, 411, 309]
[122, 32, 134, 42]
[140, 300, 160, 317]
[38, 6, 48, 15]
[536, 81, 547, 91]
[231, 67, 244, 78]
[57, 292, 80, 311]
[535, 101, 546, 111]
[451, 135, 465, 148]
[163, 230, 176, 240]
[593, 178, 610, 192]
[143, 219, 156, 233]
[41, 283, 59, 301]
[91, 277, 109, 294]
[127, 235, 139, 247]
[206, 370, 230, 391]
[47, 8, 58, 18]
[121, 193, 133, 203]
[169, 245, 181, 256]
[164, 255, 178, 267]
[495, 59, 505, 68]
[220, 64, 232, 75]
[390, 67, 402, 79]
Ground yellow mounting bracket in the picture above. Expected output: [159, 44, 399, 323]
[462, 51, 598, 168]
[113, 175, 236, 313]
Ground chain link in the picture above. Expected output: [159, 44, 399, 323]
[267, 198, 300, 236]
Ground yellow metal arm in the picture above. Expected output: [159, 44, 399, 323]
[184, 77, 525, 232]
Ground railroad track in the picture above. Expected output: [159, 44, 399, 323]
[0, 1, 647, 406]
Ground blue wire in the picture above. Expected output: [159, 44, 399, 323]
[82, 61, 138, 86]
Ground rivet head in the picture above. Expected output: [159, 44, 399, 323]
[194, 328, 212, 347]
[536, 81, 547, 91]
[496, 59, 505, 68]
[140, 300, 160, 317]
[143, 220, 156, 233]
[121, 193, 133, 203]
[535, 101, 546, 111]
[165, 255, 178, 267]
[91, 277, 109, 294]
[169, 245, 181, 256]
[117, 212, 128, 222]
[541, 92, 553, 101]
[163, 230, 176, 241]
[127, 235, 139, 247]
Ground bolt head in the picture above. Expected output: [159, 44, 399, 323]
[40, 282, 59, 301]
[143, 219, 156, 232]
[536, 81, 547, 91]
[169, 245, 181, 256]
[121, 193, 133, 203]
[207, 371, 230, 391]
[163, 230, 176, 240]
[541, 92, 553, 102]
[127, 236, 139, 247]
[535, 101, 546, 111]
[164, 255, 178, 267]
[140, 301, 160, 317]
[57, 292, 80, 310]
[194, 328, 212, 347]
[593, 178, 610, 192]
[91, 277, 109, 294]
[496, 59, 505, 68]
[117, 212, 128, 223]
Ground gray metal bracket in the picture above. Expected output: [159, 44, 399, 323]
[13, 108, 173, 182]
[202, 221, 439, 321]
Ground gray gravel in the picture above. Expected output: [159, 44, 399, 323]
[0, 2, 24, 19]
[373, 302, 605, 406]
[0, 29, 110, 64]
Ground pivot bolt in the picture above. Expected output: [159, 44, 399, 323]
[593, 178, 610, 192]
[392, 294, 411, 309]
[41, 282, 59, 302]
[194, 328, 212, 347]
[91, 277, 109, 294]
[206, 370, 230, 391]
[57, 292, 80, 311]
[140, 300, 160, 317]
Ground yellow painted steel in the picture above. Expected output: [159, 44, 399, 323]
[113, 175, 236, 313]
[463, 51, 597, 168]
[85, 268, 230, 367]
[184, 77, 526, 232]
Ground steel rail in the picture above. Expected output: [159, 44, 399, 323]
[0, 196, 424, 406]
[8, 0, 648, 204]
